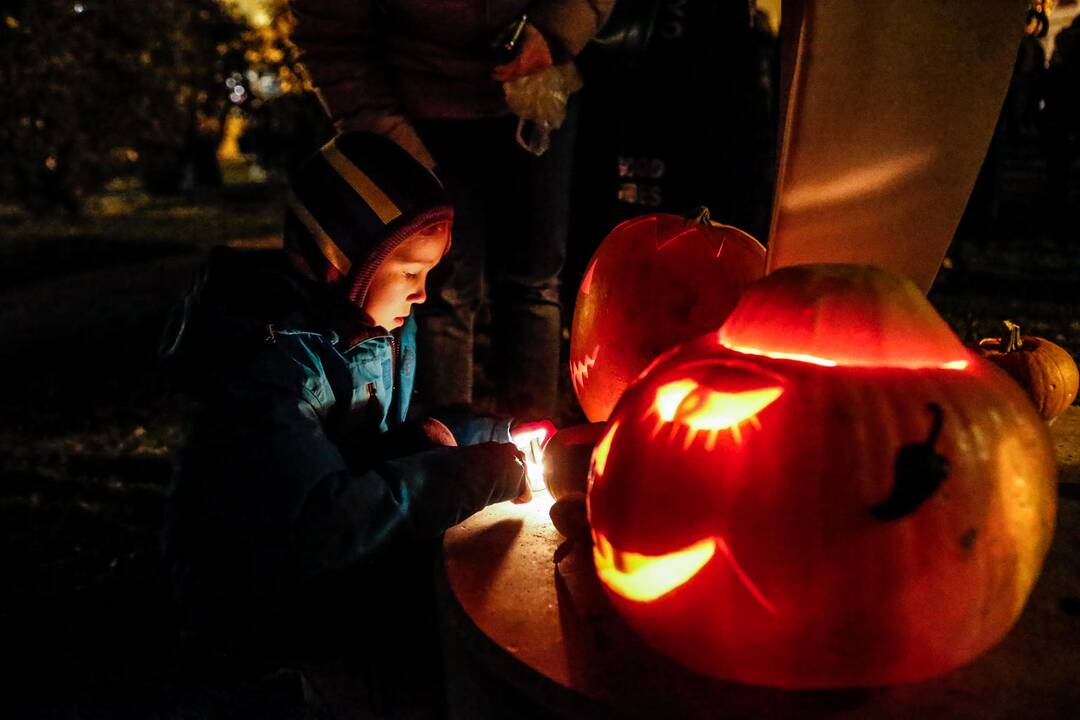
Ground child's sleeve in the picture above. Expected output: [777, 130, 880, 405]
[429, 406, 514, 447]
[293, 442, 526, 574]
[190, 359, 527, 576]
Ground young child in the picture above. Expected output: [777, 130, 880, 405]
[162, 132, 534, 663]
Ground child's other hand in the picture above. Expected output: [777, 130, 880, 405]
[511, 467, 533, 504]
[507, 447, 532, 504]
[492, 23, 554, 83]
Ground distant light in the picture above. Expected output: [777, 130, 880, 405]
[226, 78, 237, 88]
[73, 3, 85, 13]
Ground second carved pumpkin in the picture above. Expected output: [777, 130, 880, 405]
[570, 211, 765, 422]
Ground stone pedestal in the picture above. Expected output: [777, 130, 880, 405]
[437, 407, 1080, 719]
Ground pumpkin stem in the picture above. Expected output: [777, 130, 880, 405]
[870, 403, 950, 521]
[1002, 319, 1023, 352]
[691, 206, 712, 225]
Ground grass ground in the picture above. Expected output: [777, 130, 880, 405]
[0, 138, 1076, 717]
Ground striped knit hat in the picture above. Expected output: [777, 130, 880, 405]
[284, 132, 453, 309]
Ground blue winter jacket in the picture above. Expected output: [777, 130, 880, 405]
[163, 249, 525, 613]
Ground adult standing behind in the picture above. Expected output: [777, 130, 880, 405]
[1043, 13, 1080, 226]
[289, 0, 614, 419]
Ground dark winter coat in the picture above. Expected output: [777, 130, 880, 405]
[162, 248, 527, 628]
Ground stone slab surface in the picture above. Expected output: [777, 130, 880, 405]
[439, 406, 1080, 719]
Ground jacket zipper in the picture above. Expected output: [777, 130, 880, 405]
[388, 333, 401, 422]
[344, 331, 401, 418]
[389, 333, 399, 391]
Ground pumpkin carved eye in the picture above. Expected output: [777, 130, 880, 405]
[648, 369, 783, 449]
[579, 259, 597, 295]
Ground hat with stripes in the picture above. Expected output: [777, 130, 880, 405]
[284, 132, 453, 308]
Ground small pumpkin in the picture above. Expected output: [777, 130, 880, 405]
[569, 209, 765, 422]
[977, 320, 1078, 423]
[543, 422, 608, 501]
[587, 264, 1056, 688]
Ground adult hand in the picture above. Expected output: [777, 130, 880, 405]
[492, 23, 554, 83]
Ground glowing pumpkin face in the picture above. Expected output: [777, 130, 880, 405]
[570, 212, 765, 422]
[587, 264, 1057, 688]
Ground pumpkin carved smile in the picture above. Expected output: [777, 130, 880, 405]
[592, 533, 717, 603]
[593, 531, 778, 613]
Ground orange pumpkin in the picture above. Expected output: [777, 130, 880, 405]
[977, 320, 1078, 423]
[543, 422, 608, 501]
[542, 422, 607, 538]
[587, 264, 1056, 688]
[569, 210, 765, 422]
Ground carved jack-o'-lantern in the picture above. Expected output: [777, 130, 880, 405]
[587, 264, 1057, 688]
[570, 211, 765, 422]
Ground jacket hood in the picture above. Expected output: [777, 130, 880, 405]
[284, 132, 453, 309]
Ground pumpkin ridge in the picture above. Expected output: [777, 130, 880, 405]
[718, 264, 970, 369]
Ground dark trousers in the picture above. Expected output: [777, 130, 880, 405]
[413, 103, 578, 419]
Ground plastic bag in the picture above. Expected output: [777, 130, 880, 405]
[503, 64, 583, 156]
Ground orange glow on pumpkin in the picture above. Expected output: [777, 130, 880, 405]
[590, 420, 619, 480]
[721, 340, 971, 371]
[720, 343, 838, 367]
[716, 264, 973, 369]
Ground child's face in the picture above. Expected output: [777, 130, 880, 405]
[362, 223, 450, 330]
